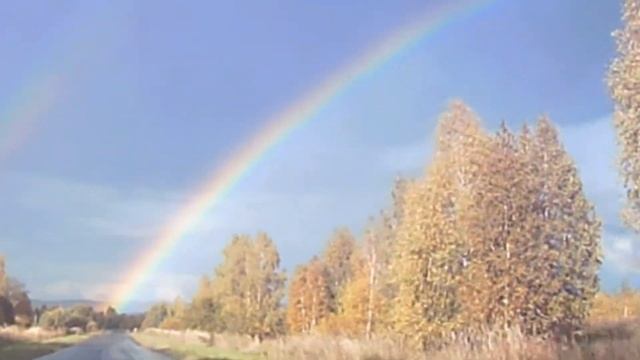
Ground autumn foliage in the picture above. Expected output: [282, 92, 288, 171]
[609, 0, 640, 233]
[135, 2, 640, 353]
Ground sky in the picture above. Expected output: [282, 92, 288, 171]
[0, 0, 636, 311]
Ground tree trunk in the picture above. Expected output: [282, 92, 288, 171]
[365, 248, 377, 340]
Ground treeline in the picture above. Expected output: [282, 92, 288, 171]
[590, 282, 640, 323]
[144, 233, 286, 342]
[142, 102, 602, 350]
[36, 305, 143, 333]
[0, 254, 142, 334]
[0, 256, 34, 327]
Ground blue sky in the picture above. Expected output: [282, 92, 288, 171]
[0, 0, 635, 309]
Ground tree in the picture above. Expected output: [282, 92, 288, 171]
[609, 0, 640, 232]
[4, 278, 33, 327]
[322, 228, 356, 311]
[62, 305, 95, 331]
[212, 234, 254, 333]
[12, 291, 33, 327]
[389, 103, 601, 346]
[328, 217, 393, 338]
[186, 277, 224, 345]
[523, 118, 601, 334]
[103, 306, 120, 329]
[246, 233, 286, 340]
[287, 257, 331, 334]
[391, 101, 489, 348]
[160, 298, 187, 330]
[0, 297, 14, 325]
[209, 233, 286, 339]
[39, 307, 66, 330]
[456, 123, 532, 330]
[454, 118, 601, 335]
[141, 303, 170, 329]
[6, 278, 26, 303]
[0, 256, 13, 325]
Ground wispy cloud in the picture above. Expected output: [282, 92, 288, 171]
[604, 234, 640, 275]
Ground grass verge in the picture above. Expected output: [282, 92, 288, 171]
[0, 334, 91, 360]
[133, 332, 263, 360]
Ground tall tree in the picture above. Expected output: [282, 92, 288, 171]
[525, 118, 602, 333]
[141, 303, 170, 329]
[212, 234, 254, 333]
[391, 101, 489, 348]
[210, 233, 285, 339]
[12, 289, 33, 327]
[286, 257, 331, 334]
[160, 297, 187, 330]
[322, 228, 356, 311]
[186, 277, 223, 344]
[609, 0, 640, 232]
[331, 216, 394, 338]
[246, 233, 286, 340]
[457, 123, 530, 330]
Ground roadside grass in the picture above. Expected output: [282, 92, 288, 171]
[256, 320, 640, 360]
[133, 331, 263, 360]
[137, 319, 640, 360]
[0, 334, 91, 360]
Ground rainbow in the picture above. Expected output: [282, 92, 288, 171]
[0, 75, 62, 167]
[0, 2, 105, 169]
[108, 0, 496, 310]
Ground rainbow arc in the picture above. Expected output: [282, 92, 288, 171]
[107, 0, 496, 310]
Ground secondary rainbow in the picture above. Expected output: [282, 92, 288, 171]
[0, 3, 108, 168]
[108, 0, 496, 310]
[0, 74, 62, 166]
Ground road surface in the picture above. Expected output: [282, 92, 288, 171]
[36, 332, 172, 360]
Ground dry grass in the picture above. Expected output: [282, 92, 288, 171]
[258, 335, 419, 360]
[0, 325, 67, 342]
[133, 329, 262, 360]
[259, 321, 640, 360]
[139, 319, 640, 360]
[0, 328, 91, 360]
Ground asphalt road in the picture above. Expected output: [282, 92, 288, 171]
[35, 332, 172, 360]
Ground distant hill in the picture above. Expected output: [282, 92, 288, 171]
[31, 299, 103, 309]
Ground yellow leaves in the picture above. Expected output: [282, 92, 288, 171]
[390, 101, 491, 348]
[202, 233, 285, 337]
[322, 228, 357, 310]
[589, 289, 640, 323]
[610, 0, 640, 233]
[287, 258, 332, 334]
[388, 101, 601, 349]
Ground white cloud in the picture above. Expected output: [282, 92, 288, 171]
[604, 234, 640, 275]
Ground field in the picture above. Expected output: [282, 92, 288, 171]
[0, 334, 91, 360]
